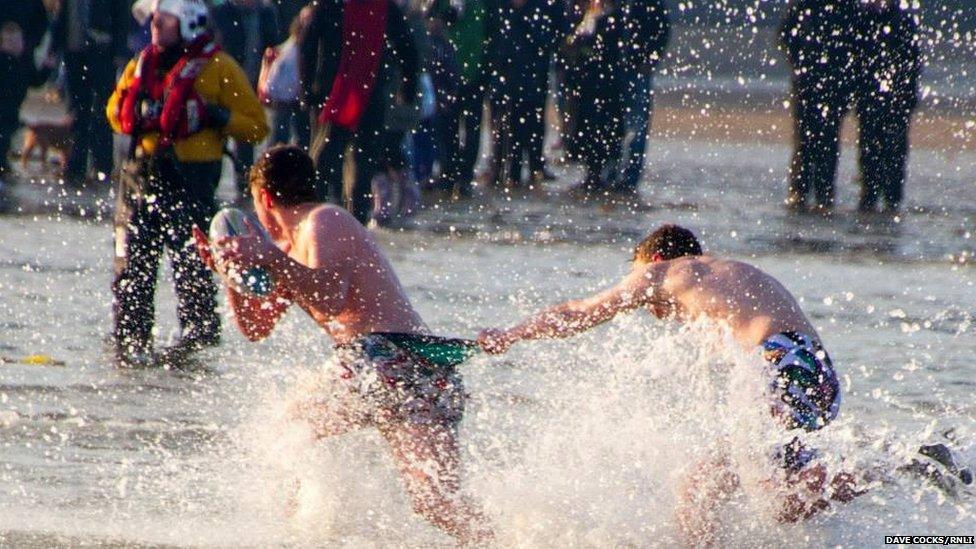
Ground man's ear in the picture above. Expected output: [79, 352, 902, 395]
[259, 187, 274, 210]
[651, 252, 664, 263]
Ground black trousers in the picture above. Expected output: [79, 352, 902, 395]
[0, 104, 20, 176]
[440, 79, 484, 194]
[64, 49, 115, 180]
[495, 71, 548, 184]
[112, 156, 221, 355]
[311, 122, 381, 224]
[788, 70, 916, 212]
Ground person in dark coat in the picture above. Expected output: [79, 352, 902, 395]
[300, 0, 418, 224]
[566, 0, 625, 196]
[51, 0, 131, 187]
[781, 0, 921, 214]
[488, 0, 564, 188]
[613, 0, 669, 196]
[0, 0, 48, 186]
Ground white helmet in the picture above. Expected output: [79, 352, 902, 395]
[132, 0, 211, 42]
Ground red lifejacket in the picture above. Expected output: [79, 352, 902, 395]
[118, 34, 221, 146]
[318, 0, 389, 131]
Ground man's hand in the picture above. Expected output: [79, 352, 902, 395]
[191, 225, 216, 271]
[477, 328, 514, 355]
[210, 218, 280, 270]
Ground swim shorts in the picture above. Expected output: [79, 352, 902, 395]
[762, 331, 841, 432]
[330, 332, 473, 430]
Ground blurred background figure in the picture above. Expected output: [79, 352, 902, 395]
[301, 0, 418, 224]
[613, 0, 669, 199]
[565, 0, 624, 198]
[51, 0, 130, 188]
[211, 0, 279, 198]
[409, 1, 460, 196]
[781, 0, 921, 214]
[0, 0, 49, 190]
[258, 5, 312, 150]
[488, 0, 563, 189]
[432, 0, 489, 198]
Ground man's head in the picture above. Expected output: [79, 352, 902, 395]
[249, 145, 318, 233]
[137, 0, 210, 48]
[632, 224, 702, 264]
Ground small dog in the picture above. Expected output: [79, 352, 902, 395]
[20, 117, 74, 172]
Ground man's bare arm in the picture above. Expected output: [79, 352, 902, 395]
[263, 248, 348, 317]
[192, 225, 292, 341]
[479, 269, 657, 353]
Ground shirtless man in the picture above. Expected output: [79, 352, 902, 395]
[192, 145, 491, 544]
[477, 224, 855, 545]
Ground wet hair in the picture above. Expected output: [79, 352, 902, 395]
[249, 145, 318, 206]
[632, 224, 703, 262]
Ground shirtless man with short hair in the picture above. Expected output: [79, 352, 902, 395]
[192, 144, 491, 544]
[477, 224, 855, 546]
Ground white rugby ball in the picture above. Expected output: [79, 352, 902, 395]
[208, 207, 275, 296]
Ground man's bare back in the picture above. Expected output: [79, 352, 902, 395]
[645, 256, 819, 348]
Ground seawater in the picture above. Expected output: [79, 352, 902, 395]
[0, 138, 973, 547]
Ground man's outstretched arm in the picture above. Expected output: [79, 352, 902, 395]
[478, 270, 653, 354]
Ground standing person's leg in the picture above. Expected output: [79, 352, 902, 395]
[350, 130, 381, 224]
[112, 165, 165, 359]
[88, 50, 116, 179]
[310, 122, 350, 204]
[412, 118, 436, 187]
[380, 422, 493, 544]
[675, 452, 740, 547]
[617, 70, 653, 192]
[295, 106, 311, 150]
[268, 105, 292, 146]
[0, 104, 20, 178]
[525, 70, 549, 180]
[856, 71, 916, 214]
[164, 160, 222, 347]
[235, 141, 256, 196]
[63, 52, 93, 184]
[507, 89, 530, 186]
[786, 74, 846, 212]
[455, 81, 485, 196]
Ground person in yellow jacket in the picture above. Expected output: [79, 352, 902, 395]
[106, 0, 267, 366]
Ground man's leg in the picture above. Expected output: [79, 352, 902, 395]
[310, 123, 350, 204]
[856, 85, 914, 214]
[617, 70, 653, 192]
[775, 463, 862, 523]
[675, 453, 740, 548]
[787, 75, 846, 211]
[112, 181, 164, 359]
[524, 71, 549, 178]
[350, 131, 381, 224]
[381, 422, 492, 544]
[0, 105, 20, 178]
[456, 82, 485, 195]
[164, 161, 221, 347]
[88, 49, 116, 179]
[63, 52, 93, 183]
